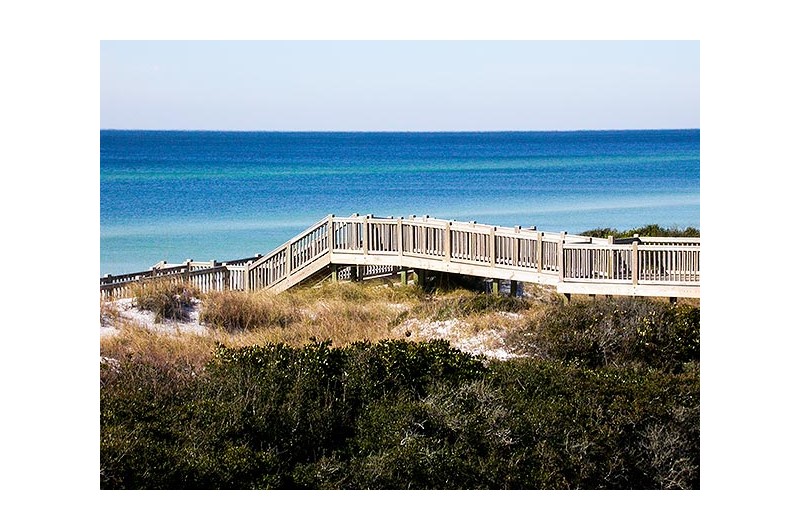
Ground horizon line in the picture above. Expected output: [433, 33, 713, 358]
[100, 127, 700, 133]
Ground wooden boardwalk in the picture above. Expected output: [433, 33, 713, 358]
[101, 214, 700, 299]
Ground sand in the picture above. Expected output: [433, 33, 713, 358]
[100, 297, 208, 338]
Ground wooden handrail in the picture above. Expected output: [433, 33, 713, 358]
[101, 213, 701, 299]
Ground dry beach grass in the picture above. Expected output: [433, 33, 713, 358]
[100, 278, 700, 368]
[100, 279, 561, 365]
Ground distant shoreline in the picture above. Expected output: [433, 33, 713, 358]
[101, 127, 700, 134]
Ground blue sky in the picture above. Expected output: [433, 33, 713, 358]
[100, 40, 699, 131]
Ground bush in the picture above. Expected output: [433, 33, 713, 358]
[101, 339, 487, 489]
[580, 224, 699, 238]
[347, 379, 514, 489]
[506, 297, 699, 372]
[488, 358, 699, 489]
[101, 337, 699, 489]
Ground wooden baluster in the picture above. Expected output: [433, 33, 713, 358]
[327, 215, 334, 254]
[397, 218, 404, 257]
[363, 215, 370, 255]
[444, 222, 451, 262]
[489, 226, 496, 267]
[537, 231, 543, 273]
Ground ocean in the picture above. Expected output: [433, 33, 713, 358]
[100, 130, 700, 276]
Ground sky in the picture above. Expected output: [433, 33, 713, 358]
[100, 40, 699, 131]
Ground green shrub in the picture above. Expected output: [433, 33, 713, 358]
[348, 380, 514, 489]
[580, 224, 699, 238]
[488, 358, 700, 489]
[101, 338, 699, 489]
[506, 298, 699, 372]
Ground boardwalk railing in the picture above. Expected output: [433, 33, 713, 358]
[101, 214, 700, 299]
[100, 259, 253, 299]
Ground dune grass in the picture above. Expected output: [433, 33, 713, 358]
[101, 277, 698, 371]
[100, 279, 560, 366]
[129, 278, 199, 323]
[99, 324, 217, 369]
[101, 280, 431, 365]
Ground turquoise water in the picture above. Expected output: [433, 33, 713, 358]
[100, 130, 700, 275]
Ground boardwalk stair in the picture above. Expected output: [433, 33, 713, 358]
[101, 214, 700, 300]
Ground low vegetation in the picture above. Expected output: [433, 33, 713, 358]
[506, 297, 700, 372]
[130, 279, 199, 322]
[101, 339, 698, 489]
[200, 290, 301, 332]
[579, 224, 700, 238]
[100, 277, 700, 489]
[410, 289, 531, 321]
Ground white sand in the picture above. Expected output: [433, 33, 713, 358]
[100, 297, 208, 338]
[396, 317, 520, 360]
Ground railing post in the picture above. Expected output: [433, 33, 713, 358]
[632, 241, 639, 286]
[421, 218, 427, 255]
[327, 215, 334, 256]
[489, 226, 496, 267]
[286, 244, 292, 280]
[397, 217, 404, 257]
[557, 233, 565, 282]
[469, 221, 476, 261]
[363, 215, 370, 256]
[444, 222, 451, 262]
[537, 231, 543, 273]
[513, 226, 520, 267]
